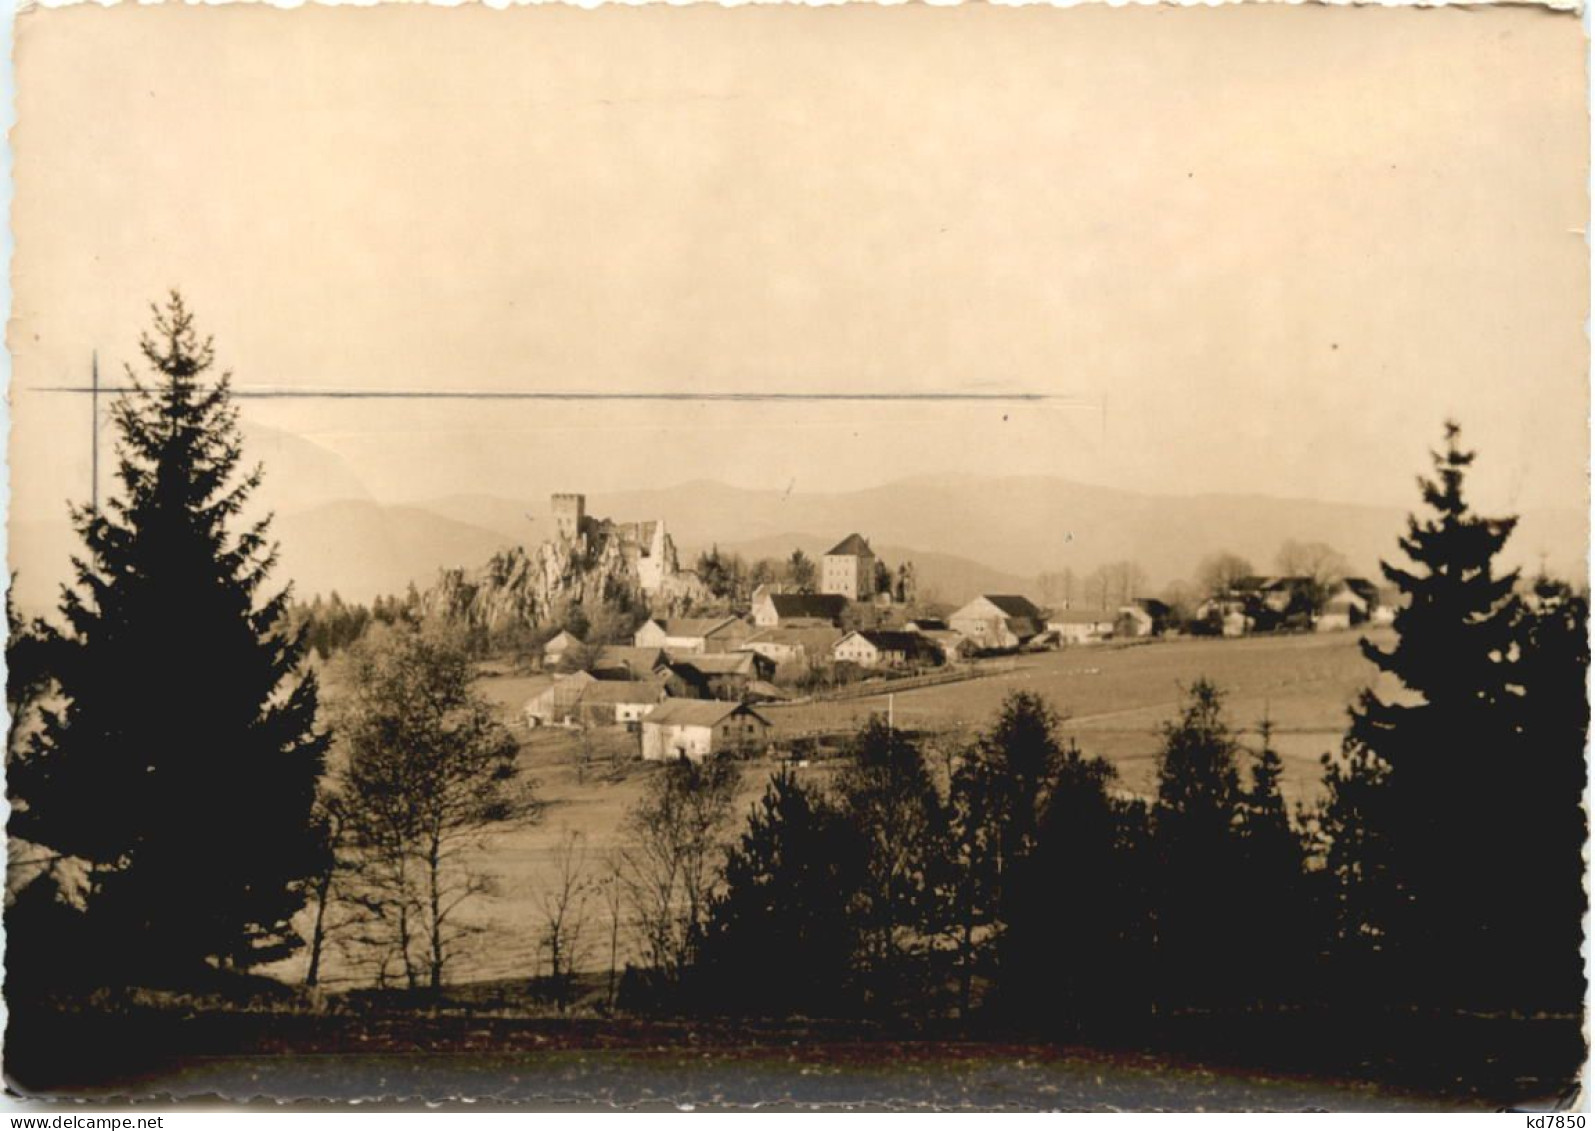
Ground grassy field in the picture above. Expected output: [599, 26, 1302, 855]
[293, 628, 1404, 989]
[762, 627, 1406, 803]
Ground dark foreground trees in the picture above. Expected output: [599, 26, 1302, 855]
[8, 294, 328, 985]
[1320, 422, 1587, 1013]
[696, 768, 863, 1017]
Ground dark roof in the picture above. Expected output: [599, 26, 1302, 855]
[1128, 597, 1172, 617]
[906, 617, 949, 632]
[1343, 577, 1380, 603]
[857, 630, 934, 652]
[674, 653, 766, 676]
[766, 593, 850, 620]
[982, 594, 1045, 619]
[743, 626, 846, 649]
[663, 616, 744, 638]
[645, 700, 769, 728]
[1004, 617, 1045, 640]
[826, 533, 874, 557]
[592, 645, 668, 674]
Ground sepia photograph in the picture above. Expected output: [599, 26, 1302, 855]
[3, 0, 1589, 1111]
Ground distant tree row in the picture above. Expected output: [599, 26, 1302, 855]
[695, 545, 912, 606]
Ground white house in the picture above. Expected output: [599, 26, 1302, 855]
[739, 625, 845, 667]
[832, 629, 936, 669]
[638, 616, 754, 655]
[1116, 598, 1172, 639]
[523, 671, 597, 728]
[1316, 585, 1370, 633]
[750, 591, 850, 628]
[950, 594, 1047, 651]
[633, 619, 669, 649]
[578, 679, 668, 728]
[1047, 608, 1116, 645]
[640, 700, 772, 762]
[524, 672, 666, 729]
[542, 630, 583, 669]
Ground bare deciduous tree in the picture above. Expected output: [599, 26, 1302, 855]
[1275, 540, 1350, 615]
[330, 622, 541, 991]
[1196, 552, 1257, 599]
[618, 757, 742, 984]
[537, 828, 595, 1013]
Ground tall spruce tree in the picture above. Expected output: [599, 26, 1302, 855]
[8, 294, 328, 983]
[1321, 421, 1528, 1009]
[696, 768, 864, 1017]
[947, 691, 1066, 1011]
[1151, 678, 1248, 1011]
[834, 716, 948, 1014]
[1233, 718, 1315, 1008]
[1509, 577, 1589, 1012]
[1002, 740, 1151, 1031]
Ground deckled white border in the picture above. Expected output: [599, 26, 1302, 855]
[9, 0, 1592, 9]
[0, 0, 1587, 1117]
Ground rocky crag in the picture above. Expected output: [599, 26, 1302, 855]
[419, 495, 709, 633]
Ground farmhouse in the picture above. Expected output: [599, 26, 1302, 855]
[640, 700, 772, 762]
[632, 618, 668, 649]
[911, 628, 974, 664]
[1316, 582, 1372, 632]
[541, 630, 583, 670]
[832, 629, 941, 669]
[662, 652, 777, 700]
[524, 672, 668, 729]
[1116, 597, 1172, 639]
[751, 591, 850, 628]
[589, 645, 669, 680]
[576, 679, 669, 728]
[1047, 607, 1117, 645]
[739, 625, 845, 667]
[949, 594, 1048, 651]
[821, 534, 876, 601]
[637, 616, 754, 655]
[523, 671, 597, 727]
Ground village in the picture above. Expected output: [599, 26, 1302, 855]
[517, 492, 1400, 765]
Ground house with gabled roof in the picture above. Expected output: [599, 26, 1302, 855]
[751, 591, 850, 628]
[589, 645, 670, 681]
[662, 651, 776, 701]
[832, 629, 941, 670]
[1047, 607, 1117, 645]
[636, 615, 754, 656]
[822, 533, 876, 601]
[640, 700, 772, 762]
[739, 625, 846, 668]
[949, 594, 1048, 651]
[1117, 597, 1173, 639]
[541, 629, 584, 670]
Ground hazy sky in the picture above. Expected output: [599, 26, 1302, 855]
[9, 4, 1588, 523]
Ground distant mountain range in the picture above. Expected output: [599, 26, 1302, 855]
[10, 475, 1584, 615]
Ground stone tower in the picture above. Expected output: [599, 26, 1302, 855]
[551, 493, 586, 543]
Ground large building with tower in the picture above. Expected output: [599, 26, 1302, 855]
[821, 533, 876, 601]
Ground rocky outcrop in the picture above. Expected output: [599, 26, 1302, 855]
[419, 518, 708, 634]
